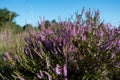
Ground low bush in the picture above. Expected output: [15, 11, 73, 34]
[0, 9, 120, 80]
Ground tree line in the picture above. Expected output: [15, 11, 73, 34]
[0, 8, 58, 33]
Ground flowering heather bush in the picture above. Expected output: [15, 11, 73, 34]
[0, 9, 120, 80]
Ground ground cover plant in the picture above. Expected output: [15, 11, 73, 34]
[0, 9, 120, 80]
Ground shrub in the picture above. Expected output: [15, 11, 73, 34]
[0, 9, 120, 80]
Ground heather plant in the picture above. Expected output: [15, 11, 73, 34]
[0, 27, 25, 54]
[0, 29, 13, 61]
[0, 9, 120, 80]
[0, 27, 37, 79]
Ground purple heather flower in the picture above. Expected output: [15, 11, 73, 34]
[4, 52, 9, 57]
[116, 39, 120, 50]
[48, 75, 52, 80]
[55, 64, 62, 75]
[72, 26, 77, 36]
[46, 28, 53, 35]
[2, 55, 7, 61]
[97, 41, 102, 46]
[58, 36, 63, 44]
[53, 48, 57, 54]
[118, 30, 120, 34]
[39, 18, 46, 28]
[98, 28, 104, 37]
[118, 39, 120, 44]
[104, 24, 110, 33]
[43, 71, 52, 80]
[63, 64, 67, 77]
[63, 64, 67, 80]
[24, 47, 29, 55]
[68, 45, 75, 53]
[30, 32, 35, 37]
[19, 77, 25, 80]
[36, 71, 44, 79]
[2, 52, 9, 61]
[111, 53, 116, 59]
[39, 33, 45, 41]
[82, 34, 86, 41]
[67, 20, 72, 28]
[64, 78, 68, 80]
[103, 41, 112, 50]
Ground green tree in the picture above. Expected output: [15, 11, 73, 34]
[0, 8, 18, 26]
[23, 24, 34, 31]
[45, 20, 50, 28]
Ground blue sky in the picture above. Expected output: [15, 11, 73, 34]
[0, 0, 120, 27]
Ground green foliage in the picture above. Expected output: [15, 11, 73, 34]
[23, 24, 34, 31]
[0, 8, 23, 34]
[1, 22, 23, 34]
[0, 8, 18, 26]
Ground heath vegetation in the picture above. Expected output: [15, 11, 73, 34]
[0, 8, 120, 80]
